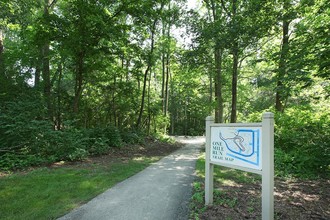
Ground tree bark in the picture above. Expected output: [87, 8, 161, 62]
[42, 0, 52, 121]
[209, 0, 224, 123]
[215, 48, 224, 123]
[147, 66, 152, 135]
[34, 52, 42, 88]
[164, 48, 170, 117]
[164, 1, 171, 118]
[230, 0, 238, 123]
[113, 74, 117, 126]
[136, 19, 158, 128]
[137, 65, 150, 128]
[161, 23, 166, 114]
[0, 29, 4, 74]
[276, 10, 290, 112]
[73, 51, 84, 113]
[55, 62, 63, 130]
[231, 47, 238, 123]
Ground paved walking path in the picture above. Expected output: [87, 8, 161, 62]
[58, 137, 205, 220]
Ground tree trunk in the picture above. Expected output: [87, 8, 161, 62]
[113, 74, 117, 126]
[42, 0, 52, 121]
[230, 0, 238, 123]
[164, 1, 171, 118]
[161, 23, 166, 114]
[209, 0, 224, 123]
[214, 48, 224, 123]
[73, 51, 84, 113]
[0, 29, 4, 74]
[137, 65, 150, 128]
[55, 62, 63, 130]
[170, 75, 175, 135]
[136, 14, 159, 128]
[231, 47, 238, 123]
[34, 55, 41, 88]
[276, 10, 290, 112]
[42, 43, 52, 115]
[164, 50, 170, 117]
[147, 66, 152, 135]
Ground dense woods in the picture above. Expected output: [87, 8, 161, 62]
[0, 0, 329, 177]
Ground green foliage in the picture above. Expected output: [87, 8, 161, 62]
[86, 137, 110, 156]
[0, 154, 46, 171]
[84, 126, 123, 156]
[120, 129, 145, 145]
[214, 191, 238, 208]
[68, 148, 89, 161]
[190, 181, 206, 219]
[100, 125, 123, 148]
[275, 107, 330, 178]
[1, 0, 329, 182]
[0, 94, 129, 170]
[247, 107, 330, 178]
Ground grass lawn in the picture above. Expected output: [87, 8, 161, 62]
[0, 157, 159, 220]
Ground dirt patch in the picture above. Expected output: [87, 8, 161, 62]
[67, 137, 183, 167]
[197, 178, 330, 220]
[0, 137, 183, 176]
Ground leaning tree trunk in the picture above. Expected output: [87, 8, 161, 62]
[136, 20, 157, 128]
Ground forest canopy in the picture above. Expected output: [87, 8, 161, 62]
[0, 0, 329, 177]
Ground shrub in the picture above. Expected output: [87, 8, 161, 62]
[0, 94, 88, 170]
[120, 129, 145, 145]
[247, 107, 330, 178]
[87, 137, 110, 156]
[68, 148, 89, 161]
[0, 153, 46, 171]
[102, 126, 123, 148]
[83, 125, 123, 156]
[275, 107, 330, 178]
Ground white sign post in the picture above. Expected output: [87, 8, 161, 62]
[205, 112, 274, 220]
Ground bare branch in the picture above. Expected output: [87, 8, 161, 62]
[220, 0, 231, 17]
[49, 0, 58, 8]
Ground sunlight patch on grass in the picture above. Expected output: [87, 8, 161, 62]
[0, 157, 159, 220]
[195, 153, 261, 185]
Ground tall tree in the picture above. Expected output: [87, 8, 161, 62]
[204, 0, 225, 123]
[41, 0, 53, 120]
[0, 29, 4, 74]
[136, 1, 165, 128]
[275, 0, 292, 112]
[230, 0, 239, 123]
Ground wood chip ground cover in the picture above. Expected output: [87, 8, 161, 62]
[191, 166, 330, 220]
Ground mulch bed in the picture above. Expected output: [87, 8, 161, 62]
[199, 178, 330, 220]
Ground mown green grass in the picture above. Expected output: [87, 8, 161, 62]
[0, 157, 159, 220]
